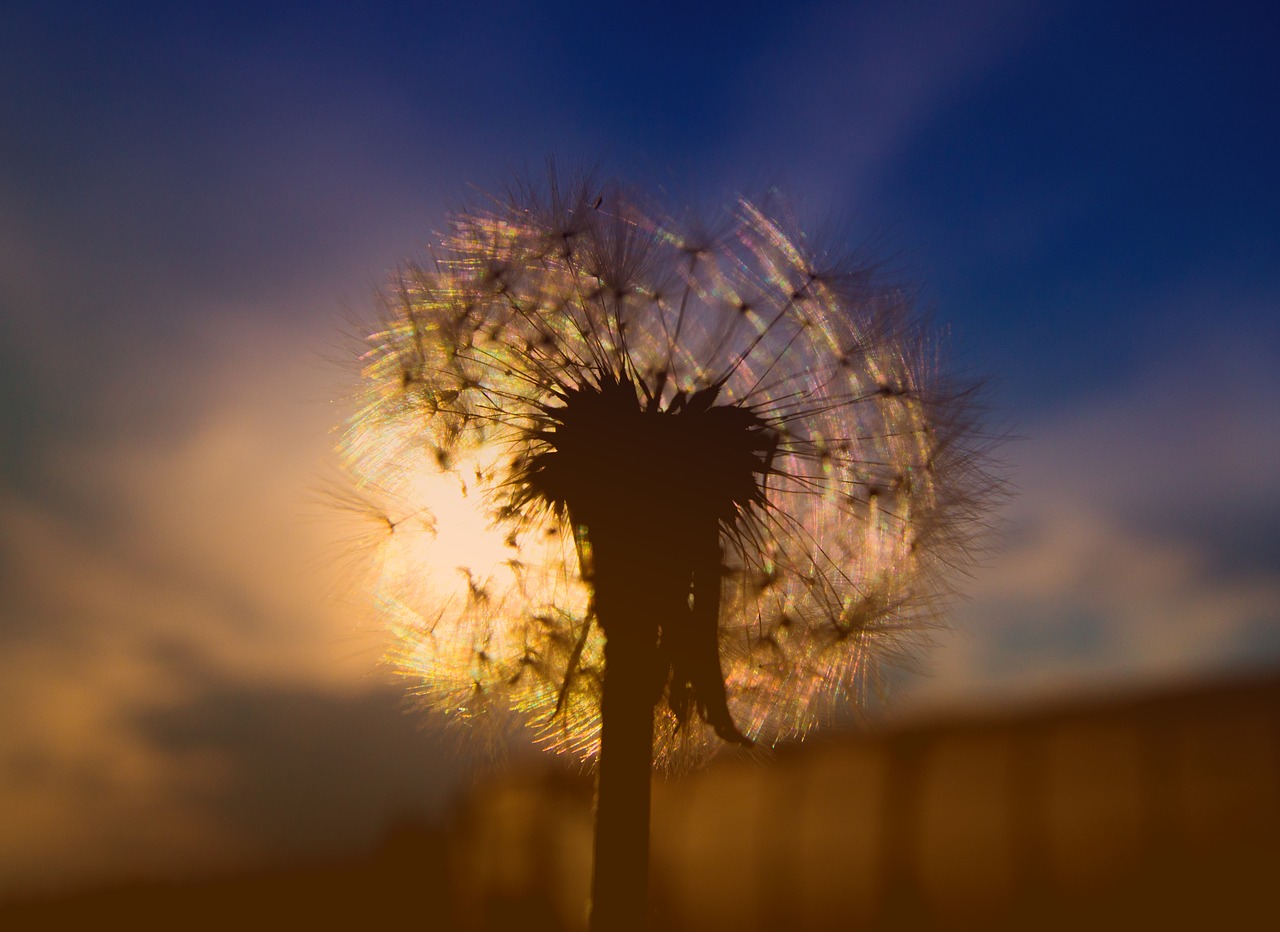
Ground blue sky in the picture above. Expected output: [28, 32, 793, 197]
[2, 0, 1278, 896]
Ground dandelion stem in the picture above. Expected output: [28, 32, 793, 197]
[589, 621, 657, 932]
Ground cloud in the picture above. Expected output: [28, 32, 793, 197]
[132, 681, 473, 857]
[0, 317, 444, 897]
[906, 334, 1280, 711]
[721, 0, 1044, 208]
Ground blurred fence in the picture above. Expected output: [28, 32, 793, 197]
[448, 672, 1280, 931]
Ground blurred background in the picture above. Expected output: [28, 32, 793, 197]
[2, 1, 1277, 928]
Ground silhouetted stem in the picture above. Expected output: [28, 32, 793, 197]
[589, 623, 656, 932]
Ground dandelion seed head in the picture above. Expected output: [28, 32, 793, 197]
[340, 176, 993, 766]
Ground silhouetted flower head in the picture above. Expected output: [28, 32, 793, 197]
[341, 177, 992, 765]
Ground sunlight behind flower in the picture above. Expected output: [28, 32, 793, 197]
[391, 453, 514, 597]
[346, 423, 595, 736]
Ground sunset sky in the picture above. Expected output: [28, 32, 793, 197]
[2, 0, 1278, 899]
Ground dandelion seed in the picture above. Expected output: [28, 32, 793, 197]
[341, 175, 992, 763]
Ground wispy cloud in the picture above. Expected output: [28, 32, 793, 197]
[909, 332, 1280, 710]
[0, 321, 446, 896]
[720, 0, 1044, 207]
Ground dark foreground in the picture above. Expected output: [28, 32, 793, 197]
[6, 670, 1279, 931]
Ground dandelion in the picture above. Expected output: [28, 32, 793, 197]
[340, 174, 994, 930]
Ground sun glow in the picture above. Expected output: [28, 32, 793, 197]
[390, 458, 514, 596]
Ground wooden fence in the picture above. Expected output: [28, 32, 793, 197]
[448, 672, 1280, 931]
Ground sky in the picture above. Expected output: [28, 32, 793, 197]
[2, 0, 1278, 899]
